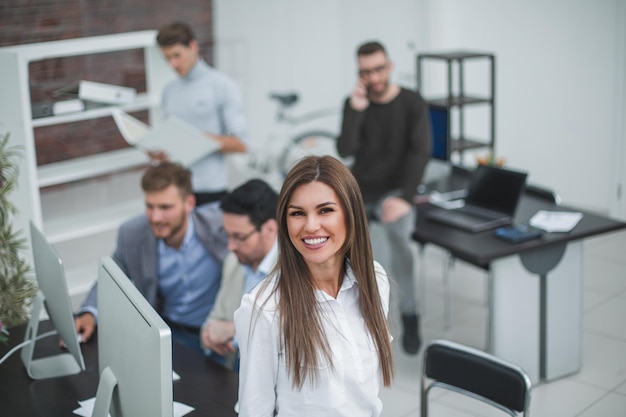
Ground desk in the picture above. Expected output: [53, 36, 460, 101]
[414, 175, 626, 383]
[0, 321, 239, 416]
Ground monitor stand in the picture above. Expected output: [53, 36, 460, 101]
[20, 290, 83, 379]
[92, 366, 119, 417]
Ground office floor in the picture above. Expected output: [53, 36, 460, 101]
[373, 226, 626, 417]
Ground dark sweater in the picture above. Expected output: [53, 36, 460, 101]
[337, 87, 431, 204]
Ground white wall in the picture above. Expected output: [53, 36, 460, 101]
[214, 0, 427, 148]
[214, 0, 625, 215]
[610, 0, 626, 219]
[427, 0, 624, 214]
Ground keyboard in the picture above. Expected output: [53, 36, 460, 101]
[427, 208, 512, 232]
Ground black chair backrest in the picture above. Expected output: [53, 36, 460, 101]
[525, 183, 561, 205]
[424, 340, 531, 413]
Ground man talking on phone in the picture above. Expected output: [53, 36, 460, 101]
[337, 40, 431, 355]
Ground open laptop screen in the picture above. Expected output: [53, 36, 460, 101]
[465, 165, 528, 215]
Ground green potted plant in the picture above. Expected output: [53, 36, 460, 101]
[0, 132, 37, 336]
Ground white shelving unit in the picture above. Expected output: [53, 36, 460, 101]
[0, 31, 174, 306]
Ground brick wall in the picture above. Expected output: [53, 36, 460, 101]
[0, 0, 213, 166]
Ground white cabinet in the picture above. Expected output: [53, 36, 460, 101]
[0, 31, 174, 306]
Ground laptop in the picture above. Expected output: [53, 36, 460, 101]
[426, 164, 528, 232]
[112, 109, 221, 166]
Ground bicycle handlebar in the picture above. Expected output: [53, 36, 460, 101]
[269, 93, 299, 107]
[269, 92, 338, 124]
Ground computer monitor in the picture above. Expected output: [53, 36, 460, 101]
[92, 256, 173, 417]
[21, 221, 86, 379]
[428, 105, 450, 162]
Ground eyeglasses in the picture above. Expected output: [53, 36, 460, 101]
[226, 228, 258, 244]
[358, 63, 388, 77]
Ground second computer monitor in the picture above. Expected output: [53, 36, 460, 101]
[22, 221, 85, 380]
[93, 256, 173, 417]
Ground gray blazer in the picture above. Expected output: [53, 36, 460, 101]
[80, 202, 228, 315]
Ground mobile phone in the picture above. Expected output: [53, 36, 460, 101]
[494, 224, 544, 243]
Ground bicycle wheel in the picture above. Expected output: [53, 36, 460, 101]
[278, 130, 353, 177]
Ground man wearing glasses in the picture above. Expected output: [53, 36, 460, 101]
[337, 41, 431, 355]
[200, 179, 278, 369]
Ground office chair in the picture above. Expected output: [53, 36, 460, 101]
[421, 339, 532, 417]
[524, 183, 561, 205]
[435, 182, 559, 351]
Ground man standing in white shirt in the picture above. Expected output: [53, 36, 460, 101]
[201, 179, 278, 369]
[156, 22, 248, 204]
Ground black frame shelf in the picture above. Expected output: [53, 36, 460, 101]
[427, 96, 492, 107]
[417, 51, 495, 162]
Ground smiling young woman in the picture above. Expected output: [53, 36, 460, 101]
[235, 155, 394, 417]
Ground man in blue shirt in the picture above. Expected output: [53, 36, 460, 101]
[201, 179, 278, 369]
[74, 162, 228, 353]
[156, 22, 248, 205]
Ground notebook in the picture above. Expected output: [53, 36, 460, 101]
[112, 109, 221, 166]
[426, 164, 528, 232]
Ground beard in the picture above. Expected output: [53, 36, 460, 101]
[234, 248, 261, 268]
[366, 80, 390, 100]
[150, 211, 187, 245]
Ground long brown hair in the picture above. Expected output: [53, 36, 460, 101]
[259, 155, 394, 389]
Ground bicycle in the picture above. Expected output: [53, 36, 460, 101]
[235, 92, 351, 189]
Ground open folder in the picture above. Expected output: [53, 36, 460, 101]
[112, 109, 221, 166]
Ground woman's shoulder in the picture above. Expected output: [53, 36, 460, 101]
[373, 259, 386, 273]
[242, 272, 280, 311]
[373, 260, 390, 289]
[373, 260, 387, 277]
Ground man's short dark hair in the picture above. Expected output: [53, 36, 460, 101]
[357, 41, 387, 57]
[141, 162, 193, 198]
[156, 22, 195, 47]
[220, 179, 278, 229]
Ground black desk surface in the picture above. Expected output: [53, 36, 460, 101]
[414, 176, 626, 269]
[0, 321, 239, 417]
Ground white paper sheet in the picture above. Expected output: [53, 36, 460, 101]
[112, 109, 221, 166]
[74, 397, 194, 417]
[529, 210, 583, 232]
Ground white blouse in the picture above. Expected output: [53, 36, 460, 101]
[234, 260, 391, 417]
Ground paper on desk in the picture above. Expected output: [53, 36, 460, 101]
[73, 397, 194, 417]
[174, 402, 196, 416]
[73, 398, 109, 417]
[529, 210, 583, 232]
[428, 190, 467, 210]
